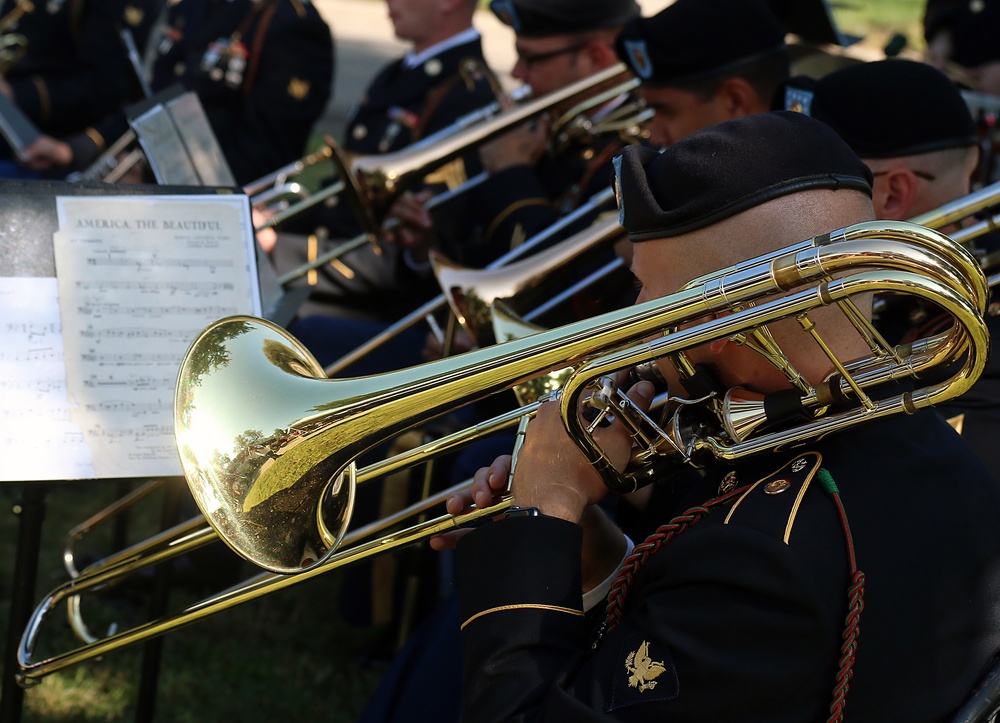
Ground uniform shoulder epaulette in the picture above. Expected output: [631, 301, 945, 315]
[721, 451, 823, 544]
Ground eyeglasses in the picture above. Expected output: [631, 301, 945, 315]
[515, 41, 589, 69]
[872, 169, 938, 182]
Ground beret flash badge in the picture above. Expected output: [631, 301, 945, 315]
[491, 0, 521, 31]
[288, 77, 311, 100]
[785, 86, 814, 116]
[623, 39, 653, 80]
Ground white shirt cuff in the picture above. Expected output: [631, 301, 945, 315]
[581, 534, 634, 613]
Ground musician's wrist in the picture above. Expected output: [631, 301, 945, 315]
[510, 486, 586, 524]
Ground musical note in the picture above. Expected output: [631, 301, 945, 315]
[51, 195, 261, 478]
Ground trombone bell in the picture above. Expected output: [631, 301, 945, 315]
[174, 318, 356, 573]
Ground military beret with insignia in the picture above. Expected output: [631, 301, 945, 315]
[947, 0, 1000, 68]
[615, 0, 787, 86]
[489, 0, 639, 37]
[781, 60, 976, 158]
[613, 111, 873, 242]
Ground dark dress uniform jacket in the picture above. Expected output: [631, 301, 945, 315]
[270, 35, 498, 322]
[457, 409, 1000, 721]
[148, 0, 334, 185]
[0, 0, 132, 155]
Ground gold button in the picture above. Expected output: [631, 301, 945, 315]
[425, 59, 442, 76]
[352, 124, 368, 140]
[765, 479, 791, 495]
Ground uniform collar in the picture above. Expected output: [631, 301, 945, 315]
[403, 27, 481, 69]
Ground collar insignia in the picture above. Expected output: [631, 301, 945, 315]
[124, 5, 144, 26]
[623, 40, 653, 80]
[288, 77, 311, 100]
[424, 58, 442, 77]
[625, 640, 667, 692]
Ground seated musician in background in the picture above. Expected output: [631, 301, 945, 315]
[0, 0, 134, 179]
[924, 0, 1000, 96]
[265, 0, 499, 358]
[444, 110, 1000, 722]
[283, 0, 643, 375]
[20, 0, 335, 185]
[614, 0, 789, 149]
[781, 58, 1000, 477]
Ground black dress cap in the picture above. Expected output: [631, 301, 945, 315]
[949, 0, 1000, 68]
[781, 60, 976, 158]
[489, 0, 640, 37]
[614, 111, 873, 242]
[615, 0, 787, 86]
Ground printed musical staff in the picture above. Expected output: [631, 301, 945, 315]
[0, 194, 260, 482]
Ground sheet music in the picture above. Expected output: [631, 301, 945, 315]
[0, 278, 95, 481]
[41, 194, 261, 480]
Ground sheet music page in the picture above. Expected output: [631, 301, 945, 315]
[47, 194, 260, 480]
[0, 277, 95, 481]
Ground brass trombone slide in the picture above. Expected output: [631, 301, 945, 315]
[258, 63, 634, 234]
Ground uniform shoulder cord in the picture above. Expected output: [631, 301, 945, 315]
[599, 469, 865, 723]
[555, 139, 622, 214]
[68, 0, 84, 43]
[242, 0, 281, 98]
[412, 57, 490, 142]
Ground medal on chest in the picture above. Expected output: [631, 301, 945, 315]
[201, 34, 248, 89]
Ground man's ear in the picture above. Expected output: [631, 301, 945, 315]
[872, 168, 918, 221]
[583, 37, 618, 69]
[715, 77, 761, 118]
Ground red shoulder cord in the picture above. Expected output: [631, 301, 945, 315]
[601, 469, 865, 723]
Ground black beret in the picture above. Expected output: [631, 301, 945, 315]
[489, 0, 639, 37]
[781, 60, 976, 158]
[615, 0, 787, 86]
[614, 111, 873, 242]
[950, 0, 1000, 68]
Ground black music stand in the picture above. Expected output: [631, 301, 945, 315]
[0, 180, 260, 723]
[126, 85, 236, 187]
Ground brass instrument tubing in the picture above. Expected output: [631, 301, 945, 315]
[524, 257, 625, 322]
[18, 493, 508, 685]
[273, 172, 488, 285]
[323, 185, 617, 375]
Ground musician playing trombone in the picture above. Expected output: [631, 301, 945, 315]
[282, 0, 648, 379]
[266, 0, 499, 336]
[438, 112, 1000, 721]
[613, 0, 790, 151]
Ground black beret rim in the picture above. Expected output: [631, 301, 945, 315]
[633, 44, 788, 88]
[492, 0, 640, 36]
[626, 174, 873, 242]
[850, 135, 978, 160]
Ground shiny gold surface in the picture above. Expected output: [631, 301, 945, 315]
[178, 220, 988, 564]
[16, 220, 989, 687]
[432, 215, 624, 344]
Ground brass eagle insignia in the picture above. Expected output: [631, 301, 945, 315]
[625, 640, 667, 692]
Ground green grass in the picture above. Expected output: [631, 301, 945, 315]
[831, 0, 928, 54]
[1, 481, 389, 722]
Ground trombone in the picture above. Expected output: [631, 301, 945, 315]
[254, 62, 642, 236]
[15, 220, 987, 682]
